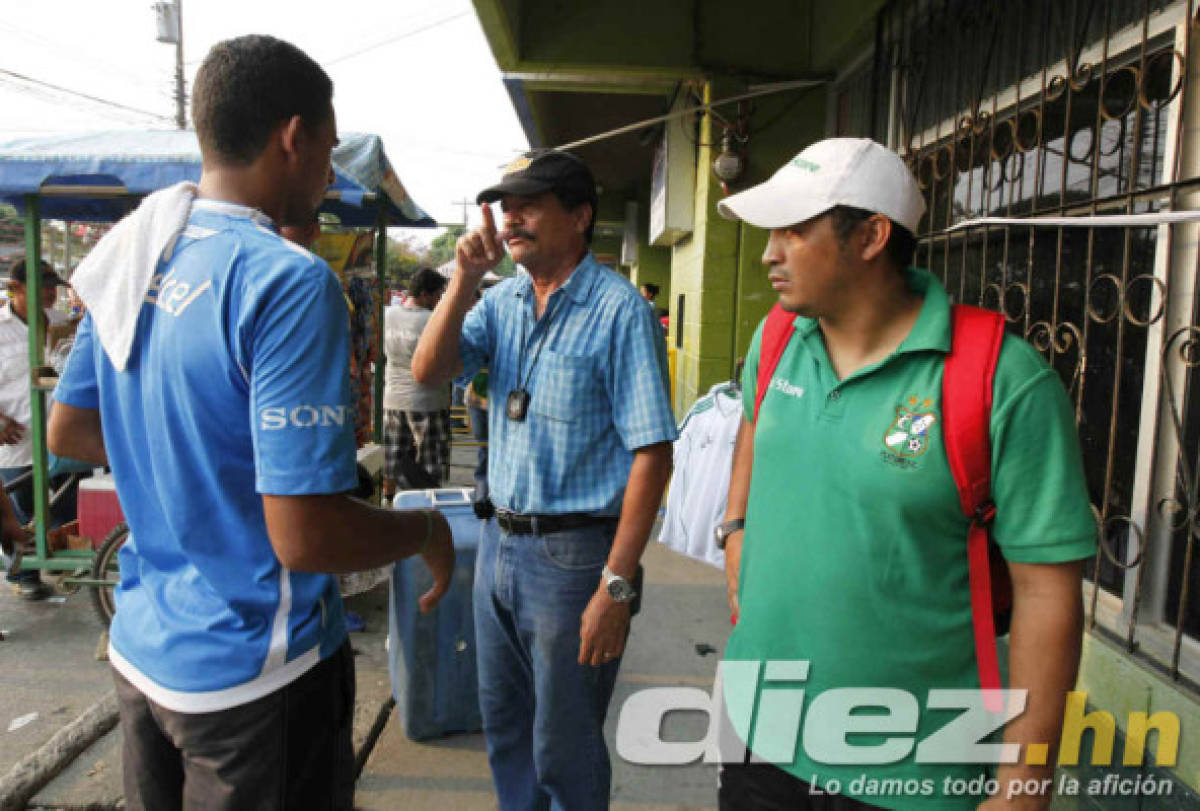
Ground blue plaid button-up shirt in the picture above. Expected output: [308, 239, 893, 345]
[459, 253, 677, 515]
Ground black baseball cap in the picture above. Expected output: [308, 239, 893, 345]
[476, 150, 597, 205]
[8, 255, 64, 287]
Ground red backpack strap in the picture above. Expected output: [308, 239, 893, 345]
[942, 304, 1006, 708]
[754, 304, 796, 423]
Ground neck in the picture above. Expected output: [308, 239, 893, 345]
[818, 265, 922, 379]
[527, 249, 586, 313]
[197, 165, 284, 225]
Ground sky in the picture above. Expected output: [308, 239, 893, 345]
[0, 0, 531, 242]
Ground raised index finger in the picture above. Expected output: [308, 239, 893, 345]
[479, 204, 499, 260]
[480, 203, 498, 239]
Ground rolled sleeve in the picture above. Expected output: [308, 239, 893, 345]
[457, 295, 491, 386]
[608, 299, 677, 451]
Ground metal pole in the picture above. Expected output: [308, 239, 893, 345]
[22, 195, 49, 562]
[174, 0, 186, 129]
[373, 208, 387, 444]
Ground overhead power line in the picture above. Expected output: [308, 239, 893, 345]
[0, 79, 160, 128]
[0, 20, 167, 95]
[0, 68, 172, 123]
[326, 11, 472, 66]
[553, 79, 830, 152]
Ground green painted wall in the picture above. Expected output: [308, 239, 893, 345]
[668, 78, 744, 417]
[729, 88, 828, 368]
[518, 0, 695, 70]
[809, 0, 887, 71]
[667, 80, 826, 415]
[1074, 633, 1200, 795]
[476, 0, 885, 78]
[628, 185, 671, 302]
[630, 242, 671, 302]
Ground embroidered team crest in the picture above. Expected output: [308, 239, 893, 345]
[503, 156, 532, 175]
[883, 396, 938, 458]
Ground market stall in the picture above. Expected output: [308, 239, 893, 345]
[0, 128, 435, 599]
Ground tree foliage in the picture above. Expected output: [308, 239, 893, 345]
[385, 236, 424, 286]
[425, 226, 463, 270]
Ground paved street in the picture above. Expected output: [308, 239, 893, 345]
[0, 441, 729, 810]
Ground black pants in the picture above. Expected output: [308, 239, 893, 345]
[719, 762, 881, 811]
[114, 642, 356, 811]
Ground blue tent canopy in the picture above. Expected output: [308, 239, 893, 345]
[0, 130, 435, 227]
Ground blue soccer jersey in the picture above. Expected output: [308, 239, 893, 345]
[54, 199, 358, 712]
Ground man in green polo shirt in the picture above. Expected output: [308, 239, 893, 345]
[713, 138, 1096, 810]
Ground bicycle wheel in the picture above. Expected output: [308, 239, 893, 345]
[90, 523, 127, 628]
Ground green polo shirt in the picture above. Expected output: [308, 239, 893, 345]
[724, 268, 1096, 809]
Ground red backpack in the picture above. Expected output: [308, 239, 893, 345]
[753, 303, 1012, 700]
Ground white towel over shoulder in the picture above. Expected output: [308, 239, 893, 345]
[69, 182, 197, 372]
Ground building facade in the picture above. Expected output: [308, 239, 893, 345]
[472, 0, 1200, 801]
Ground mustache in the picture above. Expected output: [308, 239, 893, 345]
[501, 228, 536, 242]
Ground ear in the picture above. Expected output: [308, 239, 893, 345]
[573, 202, 593, 237]
[860, 214, 892, 262]
[278, 115, 305, 165]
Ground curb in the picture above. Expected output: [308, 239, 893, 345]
[0, 691, 119, 811]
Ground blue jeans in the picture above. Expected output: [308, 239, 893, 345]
[469, 406, 488, 498]
[473, 519, 622, 811]
[1, 464, 82, 584]
[1, 466, 36, 584]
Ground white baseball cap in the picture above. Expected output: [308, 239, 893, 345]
[716, 137, 926, 235]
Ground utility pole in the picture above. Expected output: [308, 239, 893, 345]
[174, 0, 185, 129]
[451, 198, 473, 229]
[155, 0, 186, 129]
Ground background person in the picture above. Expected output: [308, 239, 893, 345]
[381, 266, 450, 503]
[0, 256, 67, 600]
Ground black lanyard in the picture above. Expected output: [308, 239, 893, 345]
[506, 291, 566, 422]
[516, 292, 565, 392]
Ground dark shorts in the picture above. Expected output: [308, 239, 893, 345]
[114, 642, 356, 811]
[382, 409, 451, 487]
[719, 761, 881, 811]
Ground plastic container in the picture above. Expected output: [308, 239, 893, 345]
[77, 473, 124, 548]
[387, 488, 487, 740]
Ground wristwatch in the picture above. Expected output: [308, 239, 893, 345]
[714, 518, 745, 550]
[602, 565, 637, 603]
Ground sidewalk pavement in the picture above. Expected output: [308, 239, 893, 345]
[354, 532, 728, 811]
[1, 440, 730, 810]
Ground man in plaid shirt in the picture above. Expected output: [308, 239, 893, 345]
[414, 150, 676, 811]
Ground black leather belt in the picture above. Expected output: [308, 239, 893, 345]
[495, 510, 616, 536]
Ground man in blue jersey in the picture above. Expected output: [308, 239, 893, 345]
[48, 36, 453, 810]
[413, 151, 677, 810]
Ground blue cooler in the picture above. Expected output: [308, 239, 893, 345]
[388, 488, 490, 740]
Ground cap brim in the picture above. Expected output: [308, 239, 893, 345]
[11, 273, 65, 286]
[476, 176, 555, 205]
[717, 180, 831, 230]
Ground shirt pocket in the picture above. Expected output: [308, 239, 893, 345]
[530, 351, 598, 423]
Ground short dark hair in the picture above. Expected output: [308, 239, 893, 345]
[192, 35, 333, 166]
[641, 283, 660, 297]
[7, 254, 54, 282]
[408, 267, 447, 298]
[827, 205, 917, 270]
[550, 187, 597, 245]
